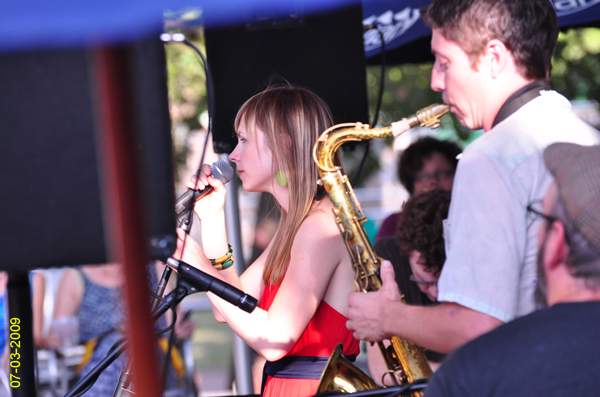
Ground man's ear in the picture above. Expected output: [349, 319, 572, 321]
[543, 220, 570, 272]
[484, 39, 510, 79]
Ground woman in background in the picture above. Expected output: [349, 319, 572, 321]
[376, 137, 461, 240]
[51, 262, 194, 396]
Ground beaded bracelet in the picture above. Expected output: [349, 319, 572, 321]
[213, 256, 234, 271]
[210, 244, 233, 270]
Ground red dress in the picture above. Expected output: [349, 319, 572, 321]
[260, 283, 360, 397]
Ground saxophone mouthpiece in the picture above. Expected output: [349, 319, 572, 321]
[410, 103, 449, 129]
[391, 103, 449, 137]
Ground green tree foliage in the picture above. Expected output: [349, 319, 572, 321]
[551, 29, 600, 103]
[165, 30, 207, 171]
[165, 28, 600, 185]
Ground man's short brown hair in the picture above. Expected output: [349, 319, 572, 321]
[421, 0, 559, 81]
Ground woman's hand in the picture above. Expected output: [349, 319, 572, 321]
[188, 164, 227, 221]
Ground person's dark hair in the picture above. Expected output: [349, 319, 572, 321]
[398, 137, 462, 195]
[397, 189, 451, 273]
[421, 0, 559, 82]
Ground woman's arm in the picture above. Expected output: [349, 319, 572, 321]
[174, 228, 264, 322]
[32, 273, 46, 348]
[48, 269, 84, 349]
[53, 269, 84, 317]
[175, 211, 344, 361]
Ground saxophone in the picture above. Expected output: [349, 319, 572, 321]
[313, 104, 449, 396]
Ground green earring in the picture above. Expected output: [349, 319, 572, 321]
[276, 170, 288, 187]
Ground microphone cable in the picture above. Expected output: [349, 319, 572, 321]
[352, 24, 386, 186]
[160, 32, 217, 391]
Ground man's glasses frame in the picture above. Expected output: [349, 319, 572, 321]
[526, 202, 570, 244]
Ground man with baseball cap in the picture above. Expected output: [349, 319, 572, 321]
[424, 143, 600, 396]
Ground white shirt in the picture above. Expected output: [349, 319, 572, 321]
[438, 91, 600, 322]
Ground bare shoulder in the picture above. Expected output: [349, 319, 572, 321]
[293, 199, 355, 313]
[296, 199, 341, 239]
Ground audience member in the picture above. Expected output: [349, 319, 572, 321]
[425, 143, 600, 396]
[369, 189, 450, 382]
[50, 262, 193, 396]
[376, 137, 461, 240]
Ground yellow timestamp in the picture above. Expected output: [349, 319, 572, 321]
[9, 318, 21, 388]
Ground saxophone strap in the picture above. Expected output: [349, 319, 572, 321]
[492, 80, 550, 128]
[260, 354, 357, 395]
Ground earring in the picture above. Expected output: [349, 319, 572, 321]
[276, 170, 287, 187]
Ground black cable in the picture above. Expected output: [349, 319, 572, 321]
[64, 337, 129, 397]
[178, 37, 216, 250]
[352, 25, 386, 186]
[158, 33, 217, 395]
[65, 287, 189, 397]
[371, 26, 386, 129]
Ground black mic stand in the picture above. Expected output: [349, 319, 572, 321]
[111, 264, 175, 397]
[64, 279, 189, 397]
[64, 262, 258, 397]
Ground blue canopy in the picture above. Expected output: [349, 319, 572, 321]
[362, 0, 600, 60]
[2, 0, 600, 56]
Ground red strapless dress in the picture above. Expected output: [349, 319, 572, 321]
[260, 283, 360, 397]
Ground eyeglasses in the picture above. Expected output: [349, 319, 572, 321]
[409, 275, 438, 286]
[414, 169, 454, 183]
[526, 202, 560, 224]
[526, 201, 570, 244]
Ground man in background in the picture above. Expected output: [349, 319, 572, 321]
[425, 143, 600, 396]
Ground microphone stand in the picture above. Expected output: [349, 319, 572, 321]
[112, 264, 175, 397]
[64, 277, 190, 397]
[65, 261, 257, 397]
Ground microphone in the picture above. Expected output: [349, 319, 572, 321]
[166, 257, 258, 313]
[175, 160, 234, 229]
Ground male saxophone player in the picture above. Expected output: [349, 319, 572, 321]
[346, 0, 600, 354]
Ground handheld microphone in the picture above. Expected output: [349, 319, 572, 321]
[166, 257, 258, 313]
[176, 160, 234, 230]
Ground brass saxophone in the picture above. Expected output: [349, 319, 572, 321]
[313, 104, 449, 396]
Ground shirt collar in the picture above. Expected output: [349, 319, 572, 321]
[492, 81, 550, 128]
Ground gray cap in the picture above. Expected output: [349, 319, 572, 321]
[544, 143, 600, 253]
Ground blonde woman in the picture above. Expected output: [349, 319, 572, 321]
[175, 83, 358, 397]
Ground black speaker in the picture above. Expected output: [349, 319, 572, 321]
[205, 4, 369, 154]
[0, 38, 177, 271]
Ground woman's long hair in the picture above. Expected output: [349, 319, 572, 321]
[235, 82, 334, 285]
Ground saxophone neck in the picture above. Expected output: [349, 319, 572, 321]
[313, 104, 449, 174]
[313, 123, 393, 173]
